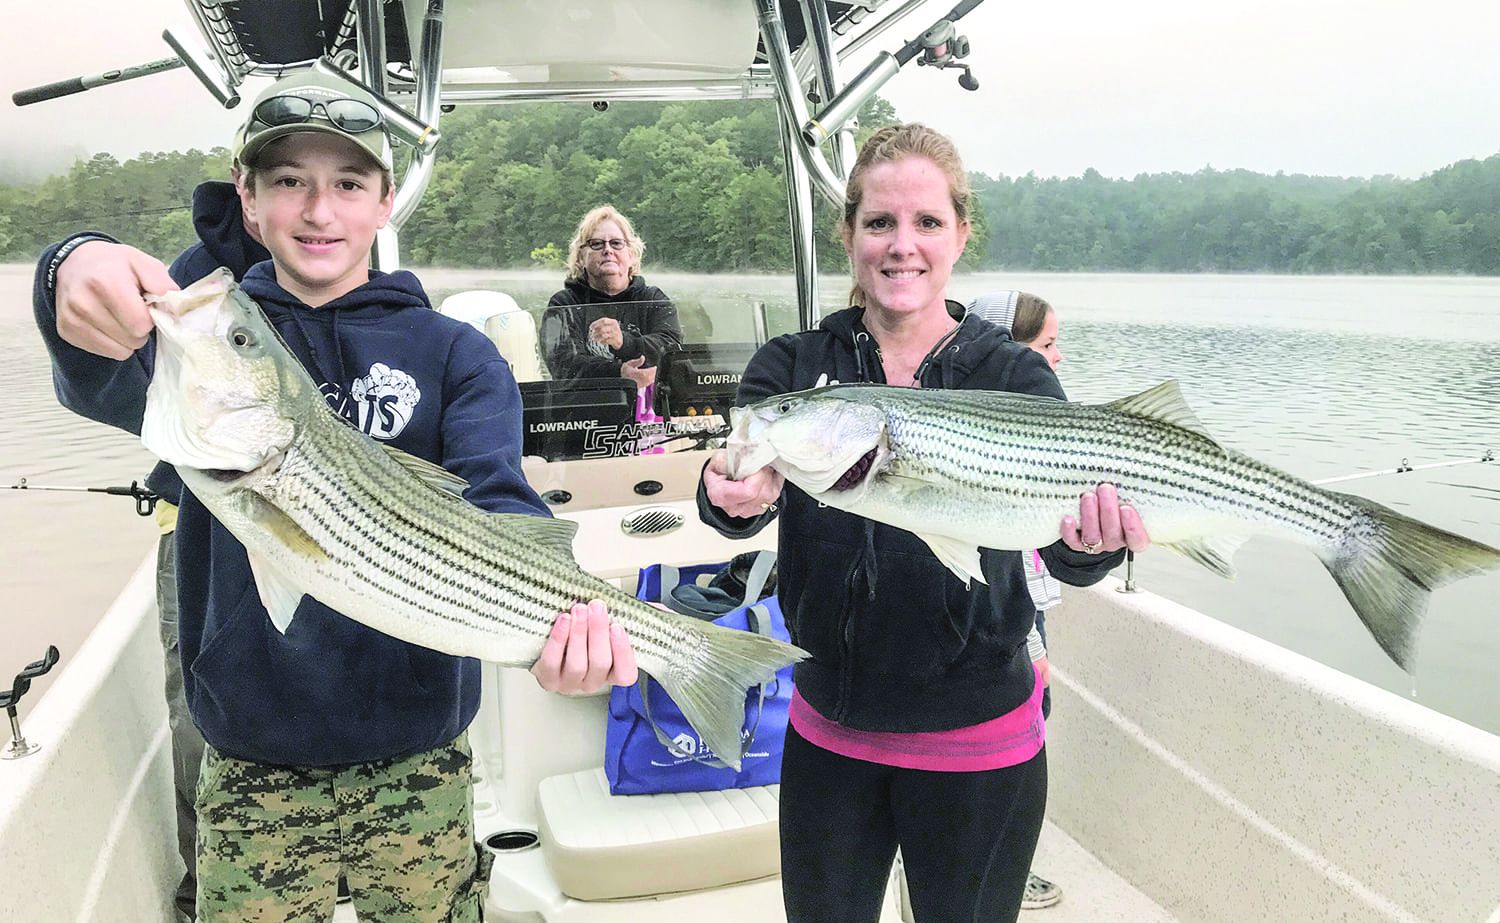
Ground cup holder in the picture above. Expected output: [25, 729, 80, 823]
[484, 829, 540, 853]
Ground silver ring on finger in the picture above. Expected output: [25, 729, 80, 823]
[1082, 540, 1102, 554]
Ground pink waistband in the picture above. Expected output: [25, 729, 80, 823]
[788, 666, 1045, 771]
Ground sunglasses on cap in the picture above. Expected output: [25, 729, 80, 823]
[252, 94, 384, 134]
[586, 238, 629, 251]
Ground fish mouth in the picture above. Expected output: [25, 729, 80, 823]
[725, 405, 777, 480]
[831, 448, 878, 491]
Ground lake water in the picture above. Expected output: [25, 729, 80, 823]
[5, 264, 1500, 735]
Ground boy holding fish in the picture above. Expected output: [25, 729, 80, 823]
[33, 70, 607, 922]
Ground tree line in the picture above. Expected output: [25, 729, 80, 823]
[2, 98, 1497, 276]
[977, 163, 1500, 275]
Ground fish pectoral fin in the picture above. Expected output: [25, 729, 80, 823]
[246, 552, 306, 633]
[491, 513, 581, 562]
[1160, 535, 1249, 579]
[381, 444, 472, 499]
[879, 471, 939, 497]
[241, 493, 329, 561]
[1107, 381, 1223, 450]
[916, 533, 988, 586]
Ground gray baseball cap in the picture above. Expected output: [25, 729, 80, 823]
[235, 70, 393, 173]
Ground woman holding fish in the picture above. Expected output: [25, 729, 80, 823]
[699, 123, 1150, 922]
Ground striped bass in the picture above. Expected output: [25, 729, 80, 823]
[726, 383, 1500, 672]
[140, 269, 805, 769]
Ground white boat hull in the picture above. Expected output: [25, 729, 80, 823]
[1046, 578, 1500, 921]
[0, 555, 177, 923]
[6, 470, 1500, 921]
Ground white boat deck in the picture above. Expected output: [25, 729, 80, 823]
[327, 820, 1176, 923]
[1030, 822, 1178, 921]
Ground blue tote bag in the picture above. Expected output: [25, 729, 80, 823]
[605, 550, 792, 795]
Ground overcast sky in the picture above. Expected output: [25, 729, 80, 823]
[3, 0, 1498, 181]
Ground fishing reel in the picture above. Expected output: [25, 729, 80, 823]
[916, 20, 978, 91]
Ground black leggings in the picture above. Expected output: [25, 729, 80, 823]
[778, 726, 1047, 923]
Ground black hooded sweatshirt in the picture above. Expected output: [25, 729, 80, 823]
[539, 275, 683, 380]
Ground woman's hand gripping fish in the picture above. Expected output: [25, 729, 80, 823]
[140, 269, 805, 769]
[726, 383, 1500, 672]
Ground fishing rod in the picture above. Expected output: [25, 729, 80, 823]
[11, 56, 185, 106]
[5, 449, 1488, 532]
[12, 27, 241, 109]
[6, 478, 158, 517]
[1311, 450, 1496, 486]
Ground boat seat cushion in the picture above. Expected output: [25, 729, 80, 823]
[536, 768, 780, 900]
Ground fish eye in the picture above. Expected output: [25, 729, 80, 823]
[777, 398, 798, 414]
[229, 327, 257, 349]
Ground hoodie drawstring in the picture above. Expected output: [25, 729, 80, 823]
[283, 309, 328, 382]
[331, 310, 348, 390]
[846, 328, 880, 599]
[862, 520, 879, 599]
[940, 339, 960, 389]
[909, 321, 961, 388]
[853, 329, 874, 383]
[282, 307, 345, 394]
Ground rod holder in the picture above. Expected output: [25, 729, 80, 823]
[1, 646, 60, 760]
[1116, 550, 1141, 594]
[163, 26, 241, 109]
[802, 52, 900, 147]
[311, 59, 441, 156]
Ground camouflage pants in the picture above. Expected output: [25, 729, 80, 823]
[196, 733, 492, 922]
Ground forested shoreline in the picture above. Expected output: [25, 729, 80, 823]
[2, 98, 1496, 275]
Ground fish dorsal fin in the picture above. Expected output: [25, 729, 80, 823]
[1106, 381, 1220, 447]
[381, 443, 471, 499]
[491, 512, 581, 563]
[246, 550, 308, 633]
[915, 532, 989, 587]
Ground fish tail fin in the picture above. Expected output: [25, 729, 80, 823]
[655, 623, 808, 771]
[1323, 496, 1500, 673]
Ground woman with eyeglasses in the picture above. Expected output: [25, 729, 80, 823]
[539, 205, 684, 389]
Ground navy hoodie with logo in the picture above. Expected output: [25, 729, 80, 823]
[34, 252, 549, 767]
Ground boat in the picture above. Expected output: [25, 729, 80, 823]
[4, 2, 1500, 921]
